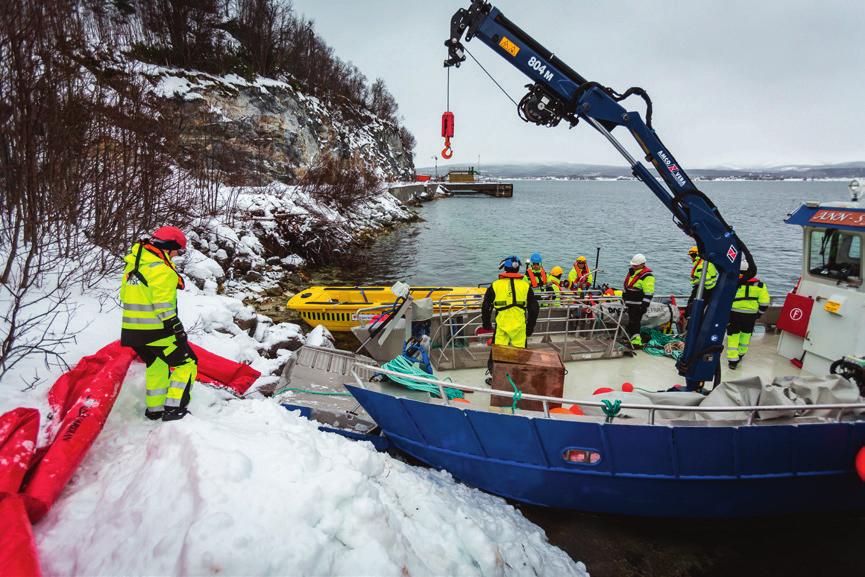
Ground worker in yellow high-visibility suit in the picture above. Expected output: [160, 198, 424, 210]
[545, 266, 563, 307]
[120, 226, 197, 421]
[481, 255, 540, 348]
[686, 246, 718, 319]
[566, 256, 593, 293]
[727, 258, 770, 370]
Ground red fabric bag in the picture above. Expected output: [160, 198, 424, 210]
[191, 344, 260, 396]
[0, 495, 42, 577]
[0, 408, 40, 493]
[23, 341, 135, 521]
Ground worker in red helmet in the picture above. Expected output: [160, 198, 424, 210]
[119, 226, 196, 421]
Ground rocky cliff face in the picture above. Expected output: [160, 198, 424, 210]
[146, 66, 414, 184]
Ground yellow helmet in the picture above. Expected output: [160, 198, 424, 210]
[551, 265, 563, 277]
[688, 246, 699, 256]
[576, 256, 587, 263]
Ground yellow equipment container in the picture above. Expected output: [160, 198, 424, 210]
[287, 285, 486, 332]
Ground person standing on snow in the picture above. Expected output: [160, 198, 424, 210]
[623, 254, 655, 349]
[120, 226, 196, 421]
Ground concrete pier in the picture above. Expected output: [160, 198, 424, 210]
[388, 181, 513, 203]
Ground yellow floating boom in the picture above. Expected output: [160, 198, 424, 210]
[287, 285, 485, 332]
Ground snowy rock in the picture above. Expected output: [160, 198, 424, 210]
[260, 322, 305, 358]
[179, 248, 226, 289]
[306, 324, 334, 349]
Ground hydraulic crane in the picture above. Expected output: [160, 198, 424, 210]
[445, 0, 756, 390]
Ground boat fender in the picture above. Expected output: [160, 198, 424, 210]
[593, 387, 613, 395]
[856, 447, 865, 482]
[567, 404, 585, 416]
[621, 382, 634, 392]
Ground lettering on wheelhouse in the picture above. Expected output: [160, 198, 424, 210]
[657, 150, 687, 188]
[808, 209, 865, 228]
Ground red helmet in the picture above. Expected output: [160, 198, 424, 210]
[151, 226, 187, 250]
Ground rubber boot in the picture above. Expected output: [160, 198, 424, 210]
[162, 407, 190, 422]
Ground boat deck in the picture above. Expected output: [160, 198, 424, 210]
[440, 331, 803, 405]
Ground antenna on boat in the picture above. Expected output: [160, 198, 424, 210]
[593, 247, 601, 288]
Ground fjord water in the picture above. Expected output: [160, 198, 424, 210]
[354, 180, 851, 294]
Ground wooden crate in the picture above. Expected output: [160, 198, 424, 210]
[490, 345, 564, 411]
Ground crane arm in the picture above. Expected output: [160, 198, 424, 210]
[445, 0, 756, 389]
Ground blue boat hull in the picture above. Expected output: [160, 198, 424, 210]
[346, 386, 865, 517]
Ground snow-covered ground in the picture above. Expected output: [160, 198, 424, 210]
[2, 276, 588, 577]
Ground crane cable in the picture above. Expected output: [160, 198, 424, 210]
[464, 46, 519, 107]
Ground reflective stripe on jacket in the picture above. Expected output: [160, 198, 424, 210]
[732, 277, 770, 314]
[120, 243, 182, 334]
[690, 258, 718, 290]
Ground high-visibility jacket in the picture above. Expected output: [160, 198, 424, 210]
[690, 258, 718, 290]
[120, 243, 184, 346]
[481, 273, 539, 347]
[567, 264, 593, 290]
[623, 266, 654, 306]
[545, 275, 562, 307]
[526, 265, 548, 290]
[732, 277, 770, 314]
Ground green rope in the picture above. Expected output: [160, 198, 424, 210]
[380, 355, 464, 400]
[642, 328, 685, 360]
[601, 399, 622, 423]
[505, 373, 522, 414]
[276, 387, 353, 397]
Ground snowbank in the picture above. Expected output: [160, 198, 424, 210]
[3, 274, 587, 576]
[34, 367, 585, 577]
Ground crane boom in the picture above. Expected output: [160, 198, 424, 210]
[445, 0, 756, 389]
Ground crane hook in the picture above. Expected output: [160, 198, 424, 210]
[441, 136, 453, 159]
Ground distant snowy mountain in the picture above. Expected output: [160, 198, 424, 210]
[418, 161, 865, 180]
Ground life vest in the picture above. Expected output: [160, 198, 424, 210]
[526, 266, 547, 289]
[623, 266, 654, 305]
[568, 264, 592, 289]
[625, 266, 652, 289]
[492, 273, 529, 311]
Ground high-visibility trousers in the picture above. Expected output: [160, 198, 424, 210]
[494, 320, 527, 348]
[132, 335, 197, 417]
[726, 311, 758, 361]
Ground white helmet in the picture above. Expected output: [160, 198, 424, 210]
[629, 253, 646, 266]
[740, 257, 750, 272]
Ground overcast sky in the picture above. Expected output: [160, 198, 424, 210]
[290, 0, 864, 169]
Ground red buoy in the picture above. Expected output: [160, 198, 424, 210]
[568, 404, 585, 416]
[856, 446, 865, 482]
[621, 382, 634, 392]
[593, 387, 613, 395]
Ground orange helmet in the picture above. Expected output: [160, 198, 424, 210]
[551, 266, 564, 277]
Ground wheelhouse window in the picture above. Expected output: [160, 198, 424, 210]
[808, 228, 862, 283]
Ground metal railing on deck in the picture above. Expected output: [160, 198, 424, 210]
[428, 291, 632, 367]
[352, 364, 865, 425]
